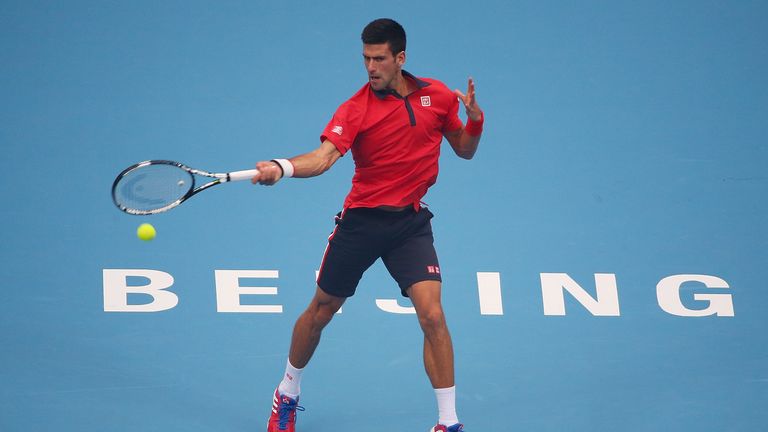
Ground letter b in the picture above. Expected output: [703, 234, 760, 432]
[102, 269, 178, 312]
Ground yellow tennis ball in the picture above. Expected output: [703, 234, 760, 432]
[136, 223, 156, 241]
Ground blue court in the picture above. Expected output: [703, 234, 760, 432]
[2, 1, 767, 431]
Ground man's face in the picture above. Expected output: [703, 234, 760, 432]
[363, 43, 404, 91]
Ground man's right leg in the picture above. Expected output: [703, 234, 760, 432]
[288, 286, 346, 369]
[268, 287, 345, 432]
[269, 208, 378, 431]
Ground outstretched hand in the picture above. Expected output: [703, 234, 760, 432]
[453, 77, 482, 122]
[250, 160, 283, 185]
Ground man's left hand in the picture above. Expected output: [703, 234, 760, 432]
[454, 77, 482, 121]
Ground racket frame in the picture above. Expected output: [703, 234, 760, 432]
[111, 159, 257, 215]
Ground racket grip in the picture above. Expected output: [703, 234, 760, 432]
[228, 169, 259, 182]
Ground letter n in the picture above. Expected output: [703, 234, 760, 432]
[540, 273, 620, 316]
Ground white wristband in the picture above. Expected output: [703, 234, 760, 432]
[271, 159, 295, 178]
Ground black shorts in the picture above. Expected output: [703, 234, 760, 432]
[316, 207, 442, 298]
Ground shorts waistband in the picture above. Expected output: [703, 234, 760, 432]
[344, 206, 416, 217]
[375, 205, 412, 212]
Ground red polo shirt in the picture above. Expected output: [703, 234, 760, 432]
[321, 71, 463, 209]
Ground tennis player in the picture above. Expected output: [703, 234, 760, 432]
[252, 18, 483, 432]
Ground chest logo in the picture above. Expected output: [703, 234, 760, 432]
[420, 96, 431, 107]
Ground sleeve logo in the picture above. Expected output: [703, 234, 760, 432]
[331, 125, 343, 135]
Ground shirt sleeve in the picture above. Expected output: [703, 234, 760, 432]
[320, 98, 367, 156]
[441, 91, 463, 134]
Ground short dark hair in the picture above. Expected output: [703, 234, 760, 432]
[361, 18, 406, 55]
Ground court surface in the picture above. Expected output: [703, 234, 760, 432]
[2, 1, 767, 431]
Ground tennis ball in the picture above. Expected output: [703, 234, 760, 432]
[137, 223, 156, 241]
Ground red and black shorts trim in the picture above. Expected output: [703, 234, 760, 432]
[316, 207, 441, 298]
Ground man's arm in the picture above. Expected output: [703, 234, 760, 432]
[251, 139, 342, 185]
[445, 77, 484, 160]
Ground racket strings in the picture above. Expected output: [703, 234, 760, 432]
[113, 164, 194, 213]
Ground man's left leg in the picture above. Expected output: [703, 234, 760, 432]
[408, 281, 463, 431]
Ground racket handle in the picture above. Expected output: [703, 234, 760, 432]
[227, 169, 259, 182]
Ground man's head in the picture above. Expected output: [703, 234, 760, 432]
[361, 18, 406, 91]
[361, 18, 406, 55]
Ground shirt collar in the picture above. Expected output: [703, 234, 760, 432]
[372, 70, 431, 99]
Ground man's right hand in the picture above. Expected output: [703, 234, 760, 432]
[251, 160, 284, 185]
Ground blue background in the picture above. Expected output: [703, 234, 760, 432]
[2, 1, 767, 430]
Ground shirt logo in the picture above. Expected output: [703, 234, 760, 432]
[332, 125, 343, 135]
[420, 96, 431, 107]
[427, 265, 440, 274]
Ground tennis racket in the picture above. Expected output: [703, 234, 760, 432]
[111, 160, 258, 215]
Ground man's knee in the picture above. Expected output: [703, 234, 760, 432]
[309, 286, 345, 325]
[417, 306, 447, 333]
[408, 280, 446, 332]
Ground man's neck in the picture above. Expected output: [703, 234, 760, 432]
[387, 71, 413, 96]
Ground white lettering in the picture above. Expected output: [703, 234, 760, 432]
[657, 274, 734, 317]
[102, 269, 178, 312]
[375, 299, 416, 314]
[215, 270, 283, 313]
[477, 272, 504, 315]
[540, 273, 620, 316]
[100, 268, 735, 318]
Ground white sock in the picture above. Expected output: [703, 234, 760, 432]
[435, 386, 459, 426]
[277, 359, 303, 399]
